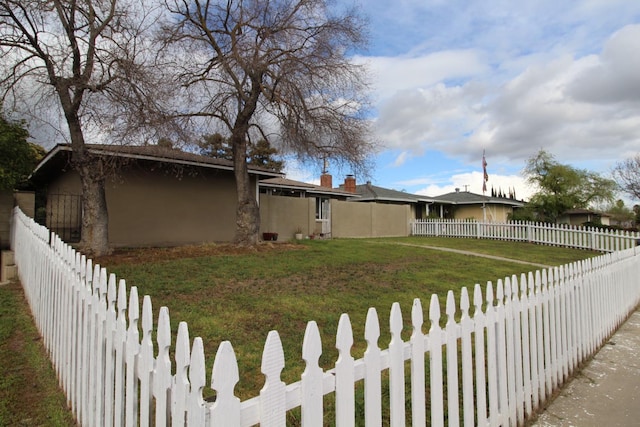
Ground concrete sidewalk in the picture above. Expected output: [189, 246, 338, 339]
[530, 308, 640, 427]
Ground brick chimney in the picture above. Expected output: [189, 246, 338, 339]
[344, 175, 356, 193]
[320, 173, 333, 189]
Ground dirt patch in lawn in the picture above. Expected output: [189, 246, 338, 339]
[95, 242, 307, 265]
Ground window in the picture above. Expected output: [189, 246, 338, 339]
[315, 197, 329, 220]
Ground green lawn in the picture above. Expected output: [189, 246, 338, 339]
[0, 281, 77, 426]
[101, 237, 596, 400]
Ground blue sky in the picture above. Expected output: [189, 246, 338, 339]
[287, 0, 640, 203]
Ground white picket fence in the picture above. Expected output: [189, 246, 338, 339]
[411, 219, 640, 252]
[10, 206, 640, 426]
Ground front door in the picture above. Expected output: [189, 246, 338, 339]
[315, 197, 331, 237]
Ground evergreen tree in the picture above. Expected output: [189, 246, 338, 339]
[248, 139, 284, 173]
[0, 112, 43, 190]
[199, 134, 233, 161]
[200, 134, 284, 173]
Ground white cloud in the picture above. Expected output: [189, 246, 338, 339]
[369, 22, 640, 172]
[375, 82, 487, 154]
[358, 50, 489, 100]
[568, 24, 640, 104]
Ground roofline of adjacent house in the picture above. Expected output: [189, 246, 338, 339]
[259, 181, 359, 197]
[354, 183, 437, 203]
[432, 196, 525, 206]
[32, 143, 282, 178]
[355, 195, 430, 203]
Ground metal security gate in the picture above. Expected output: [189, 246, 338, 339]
[47, 194, 82, 243]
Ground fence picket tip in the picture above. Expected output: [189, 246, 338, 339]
[336, 314, 353, 349]
[411, 298, 424, 328]
[446, 291, 456, 318]
[429, 294, 441, 323]
[460, 287, 470, 311]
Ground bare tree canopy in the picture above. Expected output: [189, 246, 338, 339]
[160, 0, 374, 244]
[0, 0, 159, 255]
[613, 154, 640, 201]
[1, 0, 373, 249]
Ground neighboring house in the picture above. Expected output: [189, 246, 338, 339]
[341, 178, 437, 220]
[558, 209, 611, 226]
[431, 189, 525, 222]
[30, 144, 280, 247]
[259, 174, 416, 239]
[259, 175, 355, 238]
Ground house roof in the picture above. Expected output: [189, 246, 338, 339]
[432, 190, 525, 207]
[259, 177, 357, 197]
[352, 182, 435, 203]
[31, 143, 282, 182]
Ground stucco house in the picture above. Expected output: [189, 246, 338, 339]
[558, 209, 611, 226]
[345, 180, 437, 220]
[431, 189, 525, 222]
[258, 174, 415, 239]
[30, 144, 280, 247]
[342, 179, 525, 223]
[30, 144, 528, 247]
[258, 175, 355, 238]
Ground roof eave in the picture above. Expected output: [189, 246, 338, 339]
[260, 183, 355, 197]
[32, 144, 282, 178]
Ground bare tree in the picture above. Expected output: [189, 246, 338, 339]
[613, 154, 640, 201]
[0, 0, 160, 255]
[161, 0, 374, 245]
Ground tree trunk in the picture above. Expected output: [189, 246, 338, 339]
[232, 133, 260, 246]
[65, 108, 111, 256]
[77, 159, 111, 256]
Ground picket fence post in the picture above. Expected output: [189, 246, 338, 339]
[389, 303, 405, 426]
[459, 288, 474, 427]
[173, 322, 191, 426]
[211, 340, 241, 424]
[410, 299, 426, 426]
[301, 321, 323, 426]
[155, 307, 173, 425]
[445, 291, 460, 426]
[429, 294, 444, 426]
[364, 308, 382, 426]
[335, 314, 355, 426]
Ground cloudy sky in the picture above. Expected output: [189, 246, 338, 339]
[288, 0, 640, 202]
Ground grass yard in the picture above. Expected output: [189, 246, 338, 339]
[0, 281, 77, 426]
[97, 237, 597, 401]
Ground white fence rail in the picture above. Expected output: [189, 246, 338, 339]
[10, 207, 640, 426]
[411, 219, 640, 252]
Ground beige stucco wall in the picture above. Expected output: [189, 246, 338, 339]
[259, 194, 314, 239]
[46, 166, 245, 247]
[258, 196, 412, 239]
[14, 192, 35, 218]
[106, 168, 239, 247]
[332, 200, 411, 238]
[454, 204, 513, 222]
